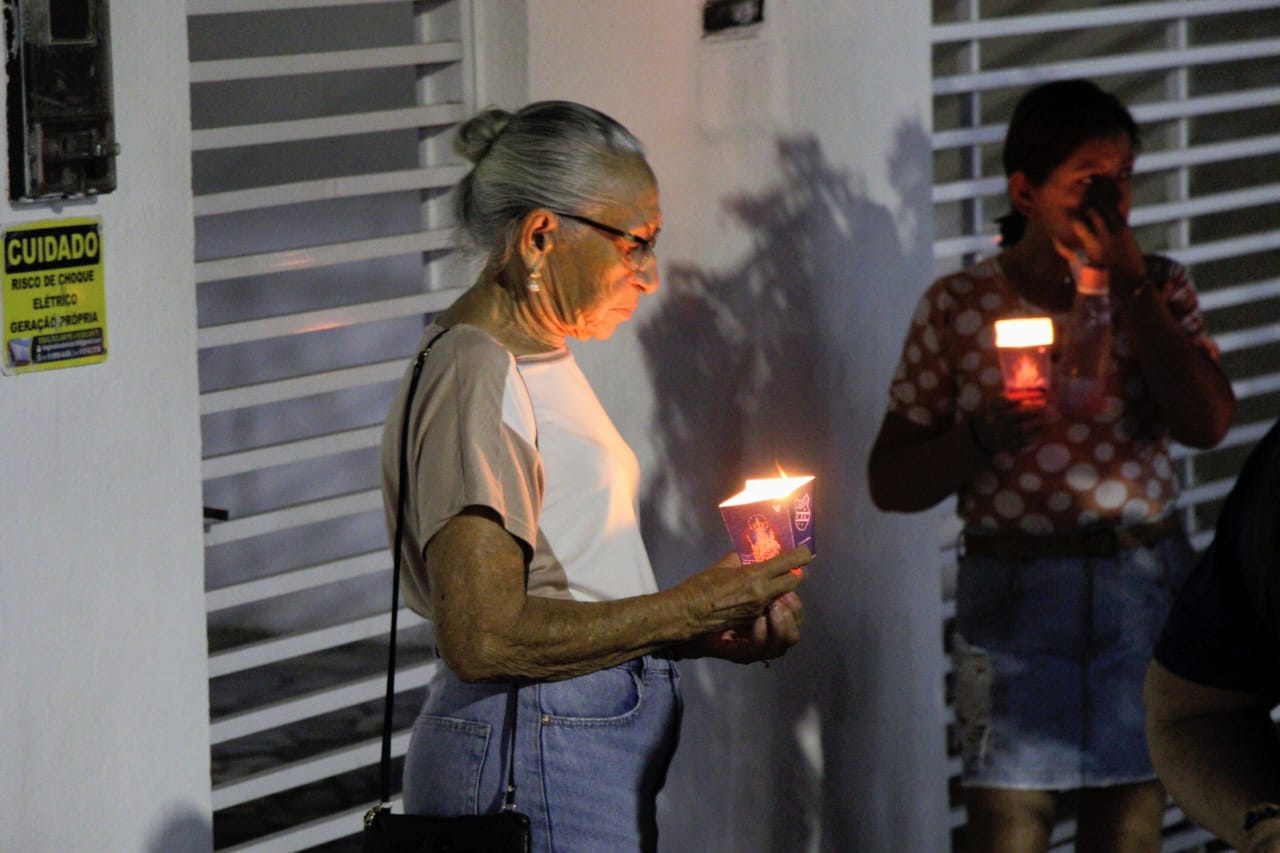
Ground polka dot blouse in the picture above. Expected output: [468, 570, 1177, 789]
[887, 254, 1220, 534]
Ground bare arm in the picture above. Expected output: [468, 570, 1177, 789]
[427, 508, 810, 683]
[1124, 283, 1235, 448]
[867, 412, 982, 512]
[1067, 213, 1234, 449]
[1144, 660, 1280, 851]
[867, 401, 1047, 513]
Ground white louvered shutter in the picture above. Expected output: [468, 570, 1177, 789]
[187, 1, 474, 849]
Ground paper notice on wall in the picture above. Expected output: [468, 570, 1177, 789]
[2, 218, 108, 375]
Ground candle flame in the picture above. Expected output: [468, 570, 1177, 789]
[995, 317, 1054, 348]
[720, 474, 815, 507]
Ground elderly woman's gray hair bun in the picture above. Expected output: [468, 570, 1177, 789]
[453, 108, 514, 164]
[452, 101, 647, 264]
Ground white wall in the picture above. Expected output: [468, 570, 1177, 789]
[474, 1, 950, 849]
[0, 3, 212, 851]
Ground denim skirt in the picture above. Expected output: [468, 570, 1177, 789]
[402, 654, 682, 852]
[952, 534, 1195, 789]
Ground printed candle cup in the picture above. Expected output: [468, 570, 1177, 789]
[719, 475, 815, 565]
[994, 317, 1054, 407]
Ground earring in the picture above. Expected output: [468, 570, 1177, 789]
[527, 269, 542, 293]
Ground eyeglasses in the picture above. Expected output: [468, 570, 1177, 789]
[554, 212, 658, 272]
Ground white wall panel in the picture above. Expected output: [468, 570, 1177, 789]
[0, 2, 211, 851]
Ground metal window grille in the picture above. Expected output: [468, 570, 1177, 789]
[188, 1, 473, 849]
[932, 2, 1280, 850]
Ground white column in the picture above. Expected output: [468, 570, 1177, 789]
[0, 1, 211, 849]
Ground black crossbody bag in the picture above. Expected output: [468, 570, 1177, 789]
[363, 329, 532, 853]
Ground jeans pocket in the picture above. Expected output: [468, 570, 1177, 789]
[402, 714, 492, 815]
[537, 662, 643, 726]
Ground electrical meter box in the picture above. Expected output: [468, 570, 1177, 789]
[5, 0, 119, 202]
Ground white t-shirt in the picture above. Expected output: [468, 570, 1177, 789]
[518, 346, 659, 604]
[381, 323, 657, 620]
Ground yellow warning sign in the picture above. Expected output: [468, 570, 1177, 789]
[2, 218, 107, 374]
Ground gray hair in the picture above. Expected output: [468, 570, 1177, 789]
[452, 101, 647, 264]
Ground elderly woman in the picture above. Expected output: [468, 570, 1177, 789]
[380, 101, 809, 852]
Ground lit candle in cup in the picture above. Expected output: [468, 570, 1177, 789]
[994, 317, 1054, 405]
[719, 474, 815, 564]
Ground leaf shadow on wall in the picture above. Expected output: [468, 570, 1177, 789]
[638, 125, 933, 852]
[145, 806, 212, 853]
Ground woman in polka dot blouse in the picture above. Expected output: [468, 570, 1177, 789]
[868, 79, 1235, 853]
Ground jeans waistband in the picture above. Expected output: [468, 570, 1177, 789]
[638, 651, 679, 676]
[961, 514, 1183, 560]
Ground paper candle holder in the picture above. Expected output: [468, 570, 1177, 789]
[994, 317, 1054, 402]
[718, 475, 815, 565]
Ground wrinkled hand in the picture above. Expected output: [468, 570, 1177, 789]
[969, 395, 1048, 455]
[673, 547, 809, 645]
[684, 590, 804, 664]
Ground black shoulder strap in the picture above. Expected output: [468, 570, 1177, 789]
[378, 328, 522, 811]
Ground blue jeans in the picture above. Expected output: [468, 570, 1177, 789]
[952, 533, 1196, 789]
[403, 655, 682, 852]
